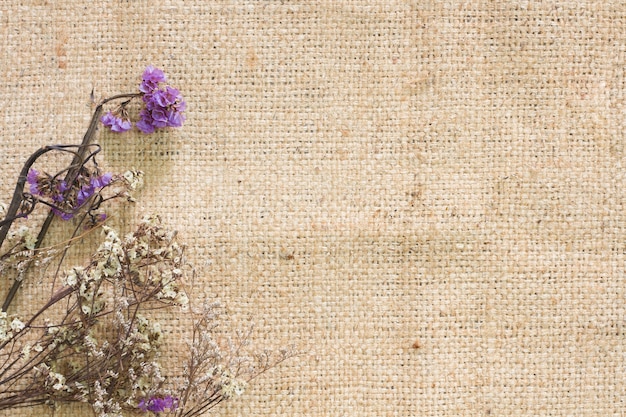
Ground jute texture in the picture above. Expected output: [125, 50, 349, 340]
[1, 1, 625, 415]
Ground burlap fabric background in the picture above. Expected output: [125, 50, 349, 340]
[1, 1, 625, 416]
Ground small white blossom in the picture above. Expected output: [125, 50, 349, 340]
[0, 312, 8, 342]
[157, 283, 178, 300]
[64, 268, 81, 287]
[220, 373, 247, 398]
[46, 324, 59, 335]
[175, 291, 190, 308]
[92, 400, 104, 413]
[10, 318, 25, 332]
[20, 227, 37, 250]
[233, 379, 247, 396]
[34, 363, 50, 376]
[21, 344, 31, 360]
[123, 169, 144, 190]
[151, 322, 162, 337]
[49, 371, 66, 391]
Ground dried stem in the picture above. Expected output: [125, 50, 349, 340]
[1, 93, 141, 312]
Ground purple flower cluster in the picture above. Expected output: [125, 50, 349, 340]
[139, 66, 166, 94]
[27, 169, 67, 203]
[76, 172, 113, 207]
[26, 168, 113, 220]
[138, 395, 178, 413]
[100, 66, 186, 134]
[137, 66, 186, 134]
[101, 112, 132, 133]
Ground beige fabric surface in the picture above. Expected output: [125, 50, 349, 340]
[1, 1, 626, 415]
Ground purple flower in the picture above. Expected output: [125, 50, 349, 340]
[26, 168, 41, 196]
[49, 181, 69, 202]
[91, 172, 113, 188]
[57, 180, 69, 193]
[100, 111, 132, 133]
[101, 66, 185, 134]
[52, 208, 73, 221]
[165, 109, 184, 128]
[136, 67, 186, 133]
[75, 173, 110, 207]
[148, 107, 168, 128]
[151, 86, 182, 108]
[138, 89, 186, 133]
[136, 109, 156, 134]
[138, 395, 178, 413]
[27, 169, 65, 201]
[76, 184, 95, 207]
[27, 168, 39, 185]
[140, 65, 167, 93]
[24, 169, 114, 221]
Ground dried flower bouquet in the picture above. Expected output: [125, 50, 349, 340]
[0, 67, 292, 416]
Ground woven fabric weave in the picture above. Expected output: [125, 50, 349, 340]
[1, 1, 625, 416]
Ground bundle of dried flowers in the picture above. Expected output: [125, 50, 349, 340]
[0, 67, 292, 417]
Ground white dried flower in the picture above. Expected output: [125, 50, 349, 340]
[175, 291, 190, 308]
[49, 371, 66, 391]
[233, 379, 247, 396]
[72, 382, 89, 401]
[5, 226, 37, 250]
[21, 344, 31, 360]
[151, 322, 162, 338]
[123, 169, 144, 191]
[220, 371, 247, 398]
[101, 257, 121, 277]
[64, 267, 82, 287]
[0, 312, 8, 342]
[10, 318, 25, 332]
[34, 363, 50, 376]
[20, 226, 37, 250]
[46, 325, 59, 335]
[92, 400, 104, 414]
[157, 283, 178, 300]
